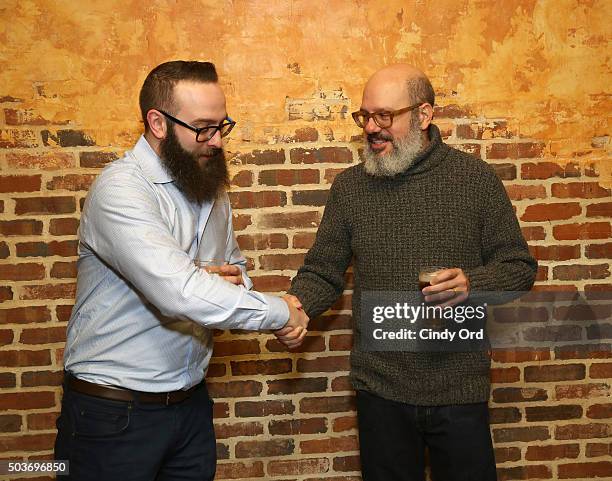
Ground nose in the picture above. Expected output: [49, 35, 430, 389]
[207, 129, 223, 149]
[363, 116, 381, 135]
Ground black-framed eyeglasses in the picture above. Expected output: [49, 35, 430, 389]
[158, 110, 236, 142]
[351, 103, 422, 129]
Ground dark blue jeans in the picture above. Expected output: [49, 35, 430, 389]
[357, 390, 497, 481]
[54, 381, 216, 481]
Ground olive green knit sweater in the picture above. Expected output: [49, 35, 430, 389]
[289, 124, 537, 406]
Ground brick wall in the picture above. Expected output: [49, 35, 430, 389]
[1, 1, 610, 480]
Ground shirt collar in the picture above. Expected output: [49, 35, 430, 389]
[132, 135, 174, 184]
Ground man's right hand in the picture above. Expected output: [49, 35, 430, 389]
[274, 295, 309, 350]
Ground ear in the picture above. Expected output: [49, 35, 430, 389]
[417, 103, 434, 131]
[146, 109, 167, 140]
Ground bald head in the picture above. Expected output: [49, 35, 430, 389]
[364, 64, 435, 108]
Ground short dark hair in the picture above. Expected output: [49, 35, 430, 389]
[139, 61, 218, 131]
[406, 75, 435, 107]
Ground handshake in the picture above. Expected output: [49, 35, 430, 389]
[275, 295, 309, 350]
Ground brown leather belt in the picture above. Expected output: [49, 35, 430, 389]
[66, 374, 200, 406]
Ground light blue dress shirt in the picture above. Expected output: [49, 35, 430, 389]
[64, 136, 289, 392]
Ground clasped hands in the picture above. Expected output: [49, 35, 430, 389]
[275, 295, 309, 350]
[421, 267, 470, 307]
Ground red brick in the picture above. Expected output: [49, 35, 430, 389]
[0, 263, 45, 281]
[554, 305, 611, 321]
[589, 362, 612, 379]
[6, 152, 75, 169]
[529, 245, 580, 261]
[16, 240, 78, 257]
[14, 196, 76, 215]
[521, 228, 547, 244]
[0, 306, 51, 324]
[492, 387, 548, 403]
[293, 190, 330, 206]
[587, 403, 612, 419]
[0, 241, 7, 259]
[235, 149, 285, 165]
[0, 392, 55, 410]
[250, 275, 291, 292]
[56, 305, 73, 322]
[260, 253, 305, 271]
[20, 327, 66, 345]
[235, 400, 295, 417]
[333, 455, 360, 472]
[554, 222, 611, 240]
[555, 383, 610, 400]
[206, 363, 225, 378]
[586, 242, 612, 258]
[21, 370, 63, 387]
[235, 438, 294, 458]
[297, 355, 350, 373]
[267, 377, 327, 395]
[0, 286, 13, 303]
[4, 108, 53, 125]
[230, 359, 292, 376]
[229, 170, 253, 187]
[47, 174, 97, 191]
[525, 443, 580, 461]
[586, 442, 611, 458]
[329, 334, 353, 351]
[300, 395, 356, 414]
[269, 418, 327, 435]
[207, 380, 262, 398]
[212, 339, 261, 357]
[214, 421, 264, 439]
[213, 402, 230, 419]
[558, 461, 612, 479]
[0, 372, 17, 388]
[51, 261, 77, 278]
[20, 283, 76, 300]
[324, 168, 347, 184]
[41, 129, 95, 147]
[525, 364, 585, 382]
[27, 412, 60, 431]
[49, 217, 79, 235]
[496, 465, 552, 480]
[490, 348, 550, 363]
[228, 191, 286, 209]
[0, 175, 41, 192]
[490, 162, 515, 180]
[291, 147, 353, 164]
[236, 233, 288, 251]
[489, 407, 521, 424]
[555, 423, 611, 440]
[521, 203, 582, 222]
[331, 375, 352, 392]
[490, 367, 521, 383]
[300, 435, 358, 454]
[293, 232, 317, 249]
[79, 151, 119, 168]
[553, 264, 609, 281]
[505, 184, 547, 200]
[434, 104, 472, 118]
[0, 414, 22, 433]
[0, 129, 40, 148]
[259, 211, 321, 229]
[587, 201, 612, 218]
[494, 447, 521, 464]
[309, 314, 353, 331]
[259, 169, 319, 186]
[0, 433, 56, 452]
[0, 350, 51, 367]
[521, 162, 580, 179]
[525, 405, 583, 422]
[333, 415, 357, 432]
[267, 458, 329, 477]
[486, 142, 544, 159]
[523, 325, 582, 342]
[291, 127, 319, 142]
[552, 182, 610, 199]
[493, 426, 550, 443]
[0, 329, 14, 346]
[210, 460, 265, 479]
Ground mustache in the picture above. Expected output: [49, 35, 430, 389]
[367, 133, 394, 143]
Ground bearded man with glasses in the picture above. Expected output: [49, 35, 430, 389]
[287, 64, 537, 481]
[54, 61, 308, 481]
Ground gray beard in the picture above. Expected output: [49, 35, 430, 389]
[363, 126, 424, 177]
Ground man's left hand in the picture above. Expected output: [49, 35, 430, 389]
[422, 268, 470, 307]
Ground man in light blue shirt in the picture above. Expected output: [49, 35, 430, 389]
[54, 61, 308, 481]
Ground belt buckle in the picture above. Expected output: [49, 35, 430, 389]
[165, 392, 171, 406]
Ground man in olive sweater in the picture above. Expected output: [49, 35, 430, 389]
[288, 65, 537, 481]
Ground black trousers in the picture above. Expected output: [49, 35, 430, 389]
[357, 390, 497, 481]
[54, 379, 216, 481]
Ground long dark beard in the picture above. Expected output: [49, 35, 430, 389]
[159, 125, 229, 203]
